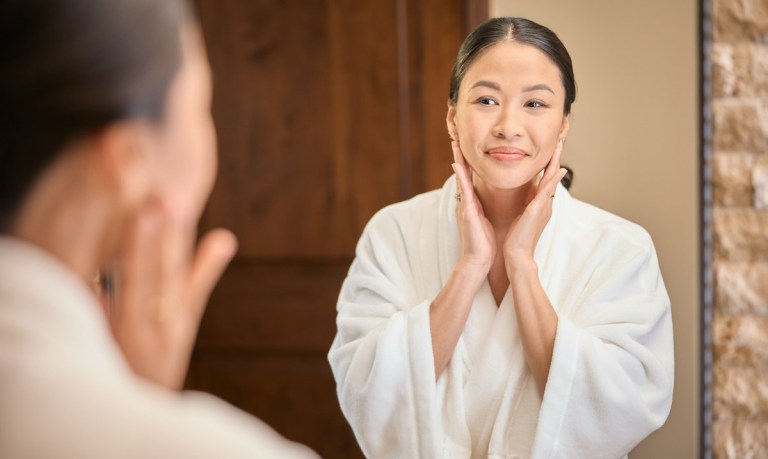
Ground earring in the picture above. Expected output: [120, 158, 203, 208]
[558, 138, 565, 144]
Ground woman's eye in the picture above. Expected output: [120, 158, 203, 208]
[475, 97, 498, 106]
[526, 100, 547, 108]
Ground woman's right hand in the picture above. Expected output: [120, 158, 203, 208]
[109, 198, 237, 391]
[429, 141, 495, 378]
[451, 140, 496, 276]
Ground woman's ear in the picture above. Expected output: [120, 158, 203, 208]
[93, 121, 152, 208]
[446, 102, 458, 141]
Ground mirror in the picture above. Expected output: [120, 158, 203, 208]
[490, 0, 701, 457]
[190, 0, 703, 456]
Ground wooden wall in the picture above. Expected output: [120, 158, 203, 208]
[187, 1, 486, 457]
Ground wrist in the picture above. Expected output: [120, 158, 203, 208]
[453, 258, 489, 287]
[505, 254, 538, 280]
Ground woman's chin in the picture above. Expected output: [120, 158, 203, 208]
[473, 169, 537, 191]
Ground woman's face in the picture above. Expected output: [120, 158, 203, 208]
[141, 26, 216, 220]
[447, 40, 569, 190]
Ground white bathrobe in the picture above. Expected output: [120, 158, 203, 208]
[0, 236, 318, 459]
[329, 177, 674, 459]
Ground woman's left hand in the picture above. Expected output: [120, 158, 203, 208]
[108, 198, 237, 391]
[503, 141, 567, 271]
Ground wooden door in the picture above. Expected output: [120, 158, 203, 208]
[187, 1, 487, 457]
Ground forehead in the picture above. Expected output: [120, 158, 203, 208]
[462, 41, 563, 93]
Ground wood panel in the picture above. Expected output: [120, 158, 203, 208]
[188, 1, 485, 457]
[195, 261, 348, 352]
[198, 0, 403, 258]
[188, 351, 358, 457]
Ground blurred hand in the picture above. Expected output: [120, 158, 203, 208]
[503, 141, 567, 272]
[451, 141, 496, 275]
[108, 198, 237, 390]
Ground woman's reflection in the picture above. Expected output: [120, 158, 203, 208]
[329, 17, 673, 458]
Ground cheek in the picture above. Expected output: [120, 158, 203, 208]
[153, 114, 217, 217]
[190, 113, 217, 189]
[455, 111, 478, 136]
[531, 140, 557, 173]
[533, 119, 563, 154]
[181, 113, 217, 213]
[454, 112, 484, 154]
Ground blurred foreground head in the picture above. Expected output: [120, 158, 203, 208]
[0, 0, 216, 241]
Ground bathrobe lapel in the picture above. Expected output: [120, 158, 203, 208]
[435, 178, 567, 457]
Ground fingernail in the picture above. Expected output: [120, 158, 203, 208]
[215, 229, 239, 257]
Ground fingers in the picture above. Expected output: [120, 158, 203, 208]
[116, 198, 203, 326]
[451, 140, 466, 166]
[117, 201, 164, 328]
[536, 167, 568, 204]
[187, 228, 238, 320]
[109, 200, 235, 391]
[541, 139, 564, 184]
[530, 140, 567, 204]
[159, 200, 194, 309]
[452, 164, 479, 215]
[451, 141, 477, 201]
[451, 162, 470, 198]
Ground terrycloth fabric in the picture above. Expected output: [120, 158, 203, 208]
[329, 177, 674, 459]
[0, 236, 318, 459]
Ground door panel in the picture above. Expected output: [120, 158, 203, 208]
[188, 1, 486, 457]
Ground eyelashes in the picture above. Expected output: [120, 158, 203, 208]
[474, 97, 499, 106]
[472, 97, 550, 109]
[525, 100, 549, 109]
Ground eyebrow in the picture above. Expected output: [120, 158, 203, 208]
[469, 80, 500, 91]
[523, 83, 555, 94]
[469, 80, 555, 95]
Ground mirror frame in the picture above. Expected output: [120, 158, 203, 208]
[700, 0, 713, 457]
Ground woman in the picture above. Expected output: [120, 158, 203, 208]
[0, 0, 316, 457]
[329, 17, 673, 459]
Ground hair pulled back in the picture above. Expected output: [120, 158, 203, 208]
[0, 0, 189, 231]
[448, 17, 576, 115]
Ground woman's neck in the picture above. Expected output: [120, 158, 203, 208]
[473, 176, 533, 232]
[9, 149, 119, 283]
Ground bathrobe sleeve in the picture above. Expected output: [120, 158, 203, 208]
[328, 208, 440, 459]
[531, 229, 674, 459]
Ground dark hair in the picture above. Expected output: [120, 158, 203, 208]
[448, 17, 576, 115]
[0, 0, 189, 232]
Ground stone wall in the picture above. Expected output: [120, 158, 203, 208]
[712, 0, 768, 456]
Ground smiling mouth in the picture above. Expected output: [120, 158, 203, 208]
[486, 148, 528, 161]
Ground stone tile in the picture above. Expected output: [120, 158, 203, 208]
[753, 156, 768, 209]
[713, 363, 768, 416]
[714, 262, 768, 314]
[713, 417, 768, 459]
[713, 43, 736, 98]
[713, 209, 768, 261]
[713, 314, 768, 365]
[713, 44, 768, 97]
[714, 0, 768, 43]
[713, 152, 755, 206]
[712, 100, 768, 152]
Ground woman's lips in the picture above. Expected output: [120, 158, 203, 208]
[486, 147, 528, 161]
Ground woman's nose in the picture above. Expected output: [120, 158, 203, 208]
[491, 106, 524, 139]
